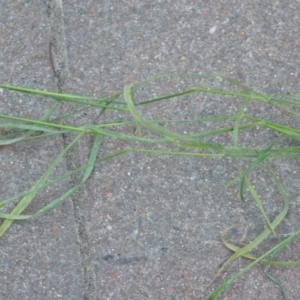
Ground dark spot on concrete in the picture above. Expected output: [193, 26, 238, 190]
[103, 254, 114, 261]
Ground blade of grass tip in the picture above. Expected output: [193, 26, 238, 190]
[0, 131, 85, 238]
[266, 272, 289, 300]
[128, 86, 143, 137]
[233, 97, 252, 147]
[81, 134, 102, 183]
[0, 133, 36, 146]
[0, 113, 85, 134]
[264, 122, 300, 141]
[0, 131, 72, 147]
[243, 173, 276, 235]
[0, 83, 124, 107]
[0, 123, 60, 134]
[139, 86, 267, 106]
[269, 94, 300, 106]
[0, 100, 61, 145]
[1, 186, 83, 221]
[272, 101, 300, 119]
[34, 133, 104, 216]
[29, 90, 124, 126]
[246, 116, 300, 141]
[132, 73, 270, 104]
[264, 162, 288, 211]
[205, 230, 300, 300]
[264, 239, 290, 300]
[211, 163, 289, 284]
[226, 138, 279, 201]
[40, 98, 62, 122]
[33, 185, 81, 217]
[221, 226, 300, 266]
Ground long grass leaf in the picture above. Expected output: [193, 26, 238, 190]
[124, 85, 224, 150]
[81, 134, 103, 183]
[0, 131, 85, 237]
[233, 98, 252, 147]
[206, 230, 300, 300]
[226, 139, 279, 195]
[244, 175, 275, 235]
[213, 163, 289, 283]
[266, 272, 289, 300]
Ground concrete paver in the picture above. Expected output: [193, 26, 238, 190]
[1, 1, 300, 299]
[0, 1, 84, 299]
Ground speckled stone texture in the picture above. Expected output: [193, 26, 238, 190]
[0, 1, 84, 299]
[1, 0, 300, 299]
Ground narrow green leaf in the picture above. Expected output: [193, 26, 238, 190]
[206, 230, 300, 300]
[266, 272, 289, 300]
[81, 134, 103, 183]
[0, 131, 85, 237]
[244, 174, 275, 235]
[233, 98, 252, 147]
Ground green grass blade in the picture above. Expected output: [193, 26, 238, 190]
[0, 83, 124, 107]
[221, 232, 300, 266]
[0, 149, 131, 207]
[244, 174, 275, 235]
[233, 98, 252, 147]
[213, 163, 289, 282]
[124, 85, 224, 150]
[81, 134, 102, 183]
[206, 230, 300, 300]
[0, 131, 85, 237]
[226, 139, 279, 198]
[33, 185, 81, 217]
[266, 272, 289, 300]
[0, 123, 60, 133]
[0, 186, 82, 220]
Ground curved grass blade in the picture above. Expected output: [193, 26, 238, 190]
[266, 272, 289, 300]
[211, 163, 289, 284]
[221, 227, 300, 266]
[205, 230, 300, 300]
[226, 139, 279, 201]
[243, 173, 275, 235]
[124, 85, 224, 150]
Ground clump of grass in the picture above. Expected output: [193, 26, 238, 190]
[1, 73, 300, 299]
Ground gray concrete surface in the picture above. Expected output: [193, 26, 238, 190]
[1, 0, 300, 299]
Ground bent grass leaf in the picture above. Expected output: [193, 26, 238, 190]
[206, 230, 300, 300]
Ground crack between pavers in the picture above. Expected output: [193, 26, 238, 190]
[46, 1, 96, 299]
